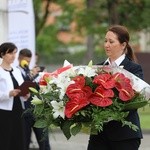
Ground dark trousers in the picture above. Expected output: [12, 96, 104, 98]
[24, 114, 51, 150]
[87, 134, 141, 150]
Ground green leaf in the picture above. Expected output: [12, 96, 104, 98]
[71, 123, 82, 136]
[34, 104, 44, 115]
[34, 119, 47, 128]
[121, 120, 139, 131]
[123, 100, 148, 110]
[61, 121, 74, 140]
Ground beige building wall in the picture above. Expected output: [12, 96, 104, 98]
[0, 0, 8, 43]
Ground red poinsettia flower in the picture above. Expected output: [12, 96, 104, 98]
[72, 76, 85, 88]
[113, 73, 131, 84]
[113, 73, 135, 101]
[65, 76, 93, 118]
[83, 86, 93, 98]
[66, 84, 83, 99]
[115, 82, 135, 101]
[93, 73, 115, 89]
[89, 85, 114, 107]
[66, 76, 86, 98]
[65, 91, 90, 118]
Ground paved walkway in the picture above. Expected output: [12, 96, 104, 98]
[30, 130, 150, 150]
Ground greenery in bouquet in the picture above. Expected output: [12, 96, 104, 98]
[30, 60, 149, 139]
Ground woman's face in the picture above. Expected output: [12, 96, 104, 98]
[104, 31, 126, 61]
[2, 49, 17, 64]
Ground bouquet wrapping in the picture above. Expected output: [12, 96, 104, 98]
[30, 60, 150, 139]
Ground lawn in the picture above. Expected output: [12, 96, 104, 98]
[138, 105, 150, 130]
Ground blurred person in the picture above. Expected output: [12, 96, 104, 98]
[35, 52, 39, 66]
[0, 42, 28, 150]
[87, 25, 143, 150]
[18, 48, 51, 150]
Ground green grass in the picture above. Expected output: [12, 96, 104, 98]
[138, 105, 150, 130]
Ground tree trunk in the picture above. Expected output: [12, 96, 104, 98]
[107, 0, 119, 25]
[83, 0, 95, 64]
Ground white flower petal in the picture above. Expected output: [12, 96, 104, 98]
[51, 101, 65, 119]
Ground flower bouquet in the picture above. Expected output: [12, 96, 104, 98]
[30, 60, 150, 139]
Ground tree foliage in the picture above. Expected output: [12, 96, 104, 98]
[33, 0, 150, 64]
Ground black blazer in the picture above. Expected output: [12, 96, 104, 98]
[98, 56, 143, 141]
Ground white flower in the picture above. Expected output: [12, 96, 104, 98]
[51, 101, 65, 119]
[40, 83, 52, 94]
[52, 71, 74, 99]
[77, 66, 97, 77]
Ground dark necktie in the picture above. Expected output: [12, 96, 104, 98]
[9, 69, 19, 88]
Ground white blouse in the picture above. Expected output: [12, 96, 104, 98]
[0, 66, 25, 110]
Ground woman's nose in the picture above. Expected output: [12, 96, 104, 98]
[104, 42, 109, 47]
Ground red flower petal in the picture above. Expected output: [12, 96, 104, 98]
[73, 76, 85, 88]
[83, 86, 93, 98]
[89, 95, 113, 107]
[88, 86, 114, 107]
[94, 86, 114, 98]
[65, 92, 90, 118]
[93, 73, 115, 89]
[119, 89, 134, 101]
[66, 83, 83, 98]
[93, 73, 111, 84]
[118, 83, 135, 101]
[114, 74, 135, 101]
[113, 73, 131, 84]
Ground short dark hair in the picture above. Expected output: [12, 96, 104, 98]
[0, 42, 17, 58]
[19, 48, 32, 58]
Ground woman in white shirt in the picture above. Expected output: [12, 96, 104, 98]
[0, 42, 27, 150]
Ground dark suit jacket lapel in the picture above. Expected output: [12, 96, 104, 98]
[119, 56, 131, 70]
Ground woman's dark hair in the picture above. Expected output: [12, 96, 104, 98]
[0, 42, 17, 58]
[108, 25, 137, 62]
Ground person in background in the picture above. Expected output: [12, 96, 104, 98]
[87, 25, 143, 150]
[0, 42, 28, 150]
[35, 52, 39, 66]
[18, 48, 51, 150]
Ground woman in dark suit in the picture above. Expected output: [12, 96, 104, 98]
[87, 25, 143, 150]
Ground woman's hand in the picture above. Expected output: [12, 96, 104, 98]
[9, 89, 21, 97]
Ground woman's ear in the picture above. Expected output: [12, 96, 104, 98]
[122, 42, 127, 50]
